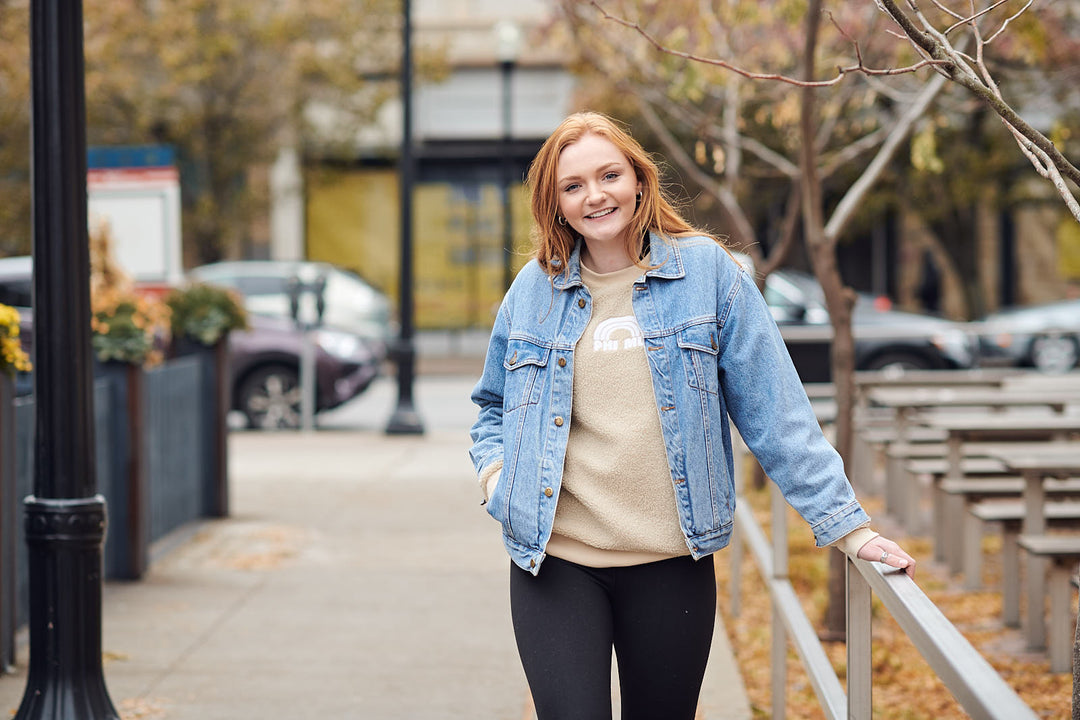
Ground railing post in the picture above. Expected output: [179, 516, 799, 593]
[771, 483, 788, 719]
[846, 556, 872, 718]
[730, 428, 745, 618]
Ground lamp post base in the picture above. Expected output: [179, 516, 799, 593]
[386, 402, 425, 435]
[385, 341, 424, 435]
[15, 496, 118, 720]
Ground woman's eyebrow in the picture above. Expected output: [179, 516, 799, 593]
[557, 162, 622, 185]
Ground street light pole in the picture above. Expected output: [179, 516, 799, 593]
[18, 2, 119, 718]
[386, 0, 424, 435]
[494, 21, 522, 292]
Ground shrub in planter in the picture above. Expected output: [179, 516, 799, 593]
[165, 283, 248, 348]
[90, 286, 169, 366]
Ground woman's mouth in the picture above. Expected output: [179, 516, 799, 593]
[585, 208, 616, 219]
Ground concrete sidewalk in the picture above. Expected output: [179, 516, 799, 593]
[0, 376, 752, 719]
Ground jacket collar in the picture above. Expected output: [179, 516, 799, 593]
[551, 232, 685, 290]
[643, 232, 685, 280]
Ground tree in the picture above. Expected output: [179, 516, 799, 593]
[877, 0, 1080, 222]
[557, 0, 927, 283]
[0, 0, 414, 264]
[0, 1, 31, 256]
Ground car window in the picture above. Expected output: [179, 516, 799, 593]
[0, 278, 32, 308]
[763, 275, 803, 310]
[233, 275, 288, 296]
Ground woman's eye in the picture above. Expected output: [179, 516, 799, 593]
[604, 172, 619, 180]
[564, 183, 580, 192]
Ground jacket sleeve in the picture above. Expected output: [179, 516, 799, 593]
[469, 299, 511, 489]
[716, 264, 870, 547]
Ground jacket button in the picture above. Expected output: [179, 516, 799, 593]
[554, 416, 564, 427]
[544, 487, 553, 497]
[577, 298, 586, 308]
[558, 357, 566, 367]
[529, 559, 536, 568]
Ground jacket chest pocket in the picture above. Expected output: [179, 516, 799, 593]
[503, 339, 550, 412]
[677, 325, 720, 396]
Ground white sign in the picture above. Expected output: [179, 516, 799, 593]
[88, 166, 183, 285]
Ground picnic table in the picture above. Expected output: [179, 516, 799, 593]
[862, 389, 1080, 533]
[867, 386, 1078, 418]
[981, 442, 1080, 658]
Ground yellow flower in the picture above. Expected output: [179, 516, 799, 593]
[0, 303, 31, 377]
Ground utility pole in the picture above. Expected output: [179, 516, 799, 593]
[386, 0, 424, 435]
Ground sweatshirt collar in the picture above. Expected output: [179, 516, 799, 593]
[552, 232, 684, 290]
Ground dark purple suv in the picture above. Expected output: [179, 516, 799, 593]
[227, 313, 382, 428]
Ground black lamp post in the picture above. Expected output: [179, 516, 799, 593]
[494, 20, 522, 292]
[18, 2, 119, 718]
[386, 0, 424, 435]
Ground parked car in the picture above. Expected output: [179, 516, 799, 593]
[0, 256, 382, 429]
[227, 313, 382, 429]
[973, 298, 1080, 373]
[188, 260, 394, 354]
[758, 266, 976, 382]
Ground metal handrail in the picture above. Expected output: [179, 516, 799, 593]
[730, 483, 1038, 719]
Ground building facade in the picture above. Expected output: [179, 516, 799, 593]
[281, 0, 577, 330]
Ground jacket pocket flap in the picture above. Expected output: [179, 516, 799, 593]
[504, 339, 551, 370]
[676, 324, 720, 355]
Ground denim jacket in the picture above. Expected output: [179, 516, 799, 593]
[469, 234, 869, 574]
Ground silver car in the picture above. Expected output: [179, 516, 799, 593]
[189, 260, 394, 356]
[975, 298, 1080, 373]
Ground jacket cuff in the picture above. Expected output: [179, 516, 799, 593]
[811, 500, 871, 547]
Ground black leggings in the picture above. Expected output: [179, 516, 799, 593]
[510, 554, 716, 720]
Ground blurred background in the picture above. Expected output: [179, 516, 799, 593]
[0, 0, 1077, 353]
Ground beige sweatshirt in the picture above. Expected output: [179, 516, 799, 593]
[546, 262, 688, 566]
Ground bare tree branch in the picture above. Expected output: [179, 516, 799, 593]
[635, 97, 759, 250]
[737, 136, 801, 178]
[587, 0, 948, 87]
[984, 0, 1035, 44]
[877, 0, 1080, 209]
[943, 0, 1012, 36]
[825, 69, 951, 240]
[821, 126, 889, 177]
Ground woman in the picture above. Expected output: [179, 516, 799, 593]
[469, 112, 914, 719]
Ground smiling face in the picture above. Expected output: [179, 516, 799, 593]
[556, 132, 643, 266]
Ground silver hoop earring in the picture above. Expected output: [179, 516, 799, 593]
[557, 216, 567, 226]
[636, 192, 643, 201]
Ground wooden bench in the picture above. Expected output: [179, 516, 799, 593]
[850, 411, 929, 493]
[969, 501, 1080, 626]
[1016, 534, 1080, 673]
[906, 457, 1010, 565]
[885, 442, 1009, 537]
[940, 477, 1080, 575]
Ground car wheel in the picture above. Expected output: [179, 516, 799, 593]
[1030, 334, 1078, 374]
[237, 364, 302, 429]
[861, 352, 934, 373]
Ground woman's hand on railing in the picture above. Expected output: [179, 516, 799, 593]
[856, 535, 916, 579]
